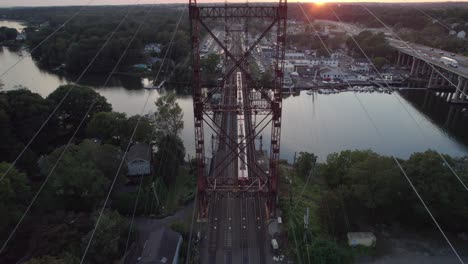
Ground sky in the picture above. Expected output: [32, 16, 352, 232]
[0, 0, 467, 7]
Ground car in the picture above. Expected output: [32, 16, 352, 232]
[451, 53, 456, 57]
[430, 48, 434, 51]
[439, 52, 444, 55]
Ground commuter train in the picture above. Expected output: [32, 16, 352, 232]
[237, 72, 249, 181]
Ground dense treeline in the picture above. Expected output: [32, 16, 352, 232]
[0, 26, 18, 42]
[0, 6, 191, 79]
[0, 86, 190, 263]
[289, 3, 468, 55]
[284, 150, 468, 263]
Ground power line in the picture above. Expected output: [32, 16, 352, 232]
[329, 7, 468, 193]
[413, 6, 452, 32]
[298, 3, 465, 263]
[0, 1, 137, 183]
[0, 1, 149, 255]
[0, 0, 96, 80]
[79, 9, 186, 264]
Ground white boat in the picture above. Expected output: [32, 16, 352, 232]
[306, 90, 313, 95]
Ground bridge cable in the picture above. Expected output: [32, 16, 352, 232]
[0, 0, 97, 80]
[0, 1, 144, 183]
[0, 0, 154, 255]
[329, 7, 468, 193]
[360, 5, 468, 99]
[79, 8, 186, 264]
[298, 3, 465, 264]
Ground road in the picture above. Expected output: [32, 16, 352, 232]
[389, 38, 468, 79]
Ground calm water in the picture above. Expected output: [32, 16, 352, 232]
[1, 20, 467, 161]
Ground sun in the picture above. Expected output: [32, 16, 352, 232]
[309, 0, 327, 6]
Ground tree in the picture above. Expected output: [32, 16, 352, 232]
[201, 53, 221, 74]
[154, 134, 185, 185]
[0, 27, 18, 41]
[81, 210, 129, 264]
[403, 150, 468, 230]
[294, 152, 317, 179]
[372, 57, 387, 71]
[154, 93, 183, 138]
[41, 140, 125, 211]
[86, 112, 127, 144]
[87, 112, 153, 149]
[24, 255, 79, 264]
[47, 85, 112, 133]
[6, 89, 58, 154]
[302, 239, 352, 264]
[0, 163, 31, 235]
[259, 70, 273, 89]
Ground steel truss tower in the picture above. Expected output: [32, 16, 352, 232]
[189, 0, 287, 219]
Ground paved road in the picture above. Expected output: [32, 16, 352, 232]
[389, 38, 468, 79]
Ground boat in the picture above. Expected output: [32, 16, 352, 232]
[306, 90, 313, 95]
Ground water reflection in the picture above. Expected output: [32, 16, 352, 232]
[1, 20, 467, 161]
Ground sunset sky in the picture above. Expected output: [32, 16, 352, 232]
[0, 0, 466, 7]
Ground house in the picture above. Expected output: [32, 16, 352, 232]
[351, 58, 371, 73]
[457, 31, 466, 39]
[144, 43, 162, 54]
[320, 67, 344, 80]
[126, 143, 152, 177]
[139, 226, 183, 264]
[16, 33, 26, 41]
[285, 52, 306, 60]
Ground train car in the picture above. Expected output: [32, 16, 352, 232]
[237, 72, 249, 182]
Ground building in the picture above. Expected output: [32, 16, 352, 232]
[284, 61, 295, 75]
[126, 142, 152, 177]
[320, 67, 344, 80]
[457, 31, 466, 39]
[285, 52, 306, 60]
[16, 33, 26, 41]
[139, 226, 183, 264]
[145, 43, 162, 54]
[261, 46, 274, 57]
[351, 58, 371, 73]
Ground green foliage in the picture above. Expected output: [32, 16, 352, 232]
[259, 70, 274, 89]
[318, 150, 468, 232]
[295, 152, 317, 179]
[201, 53, 221, 74]
[5, 89, 58, 153]
[47, 85, 112, 132]
[372, 57, 387, 71]
[303, 239, 353, 264]
[24, 255, 79, 264]
[15, 6, 189, 73]
[403, 150, 468, 230]
[0, 27, 18, 42]
[81, 210, 129, 264]
[0, 90, 59, 173]
[86, 112, 152, 148]
[154, 93, 184, 138]
[41, 140, 125, 211]
[346, 31, 394, 59]
[155, 134, 185, 185]
[0, 162, 31, 236]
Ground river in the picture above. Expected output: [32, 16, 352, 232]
[1, 20, 467, 161]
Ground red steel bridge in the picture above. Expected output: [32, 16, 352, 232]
[189, 0, 287, 262]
